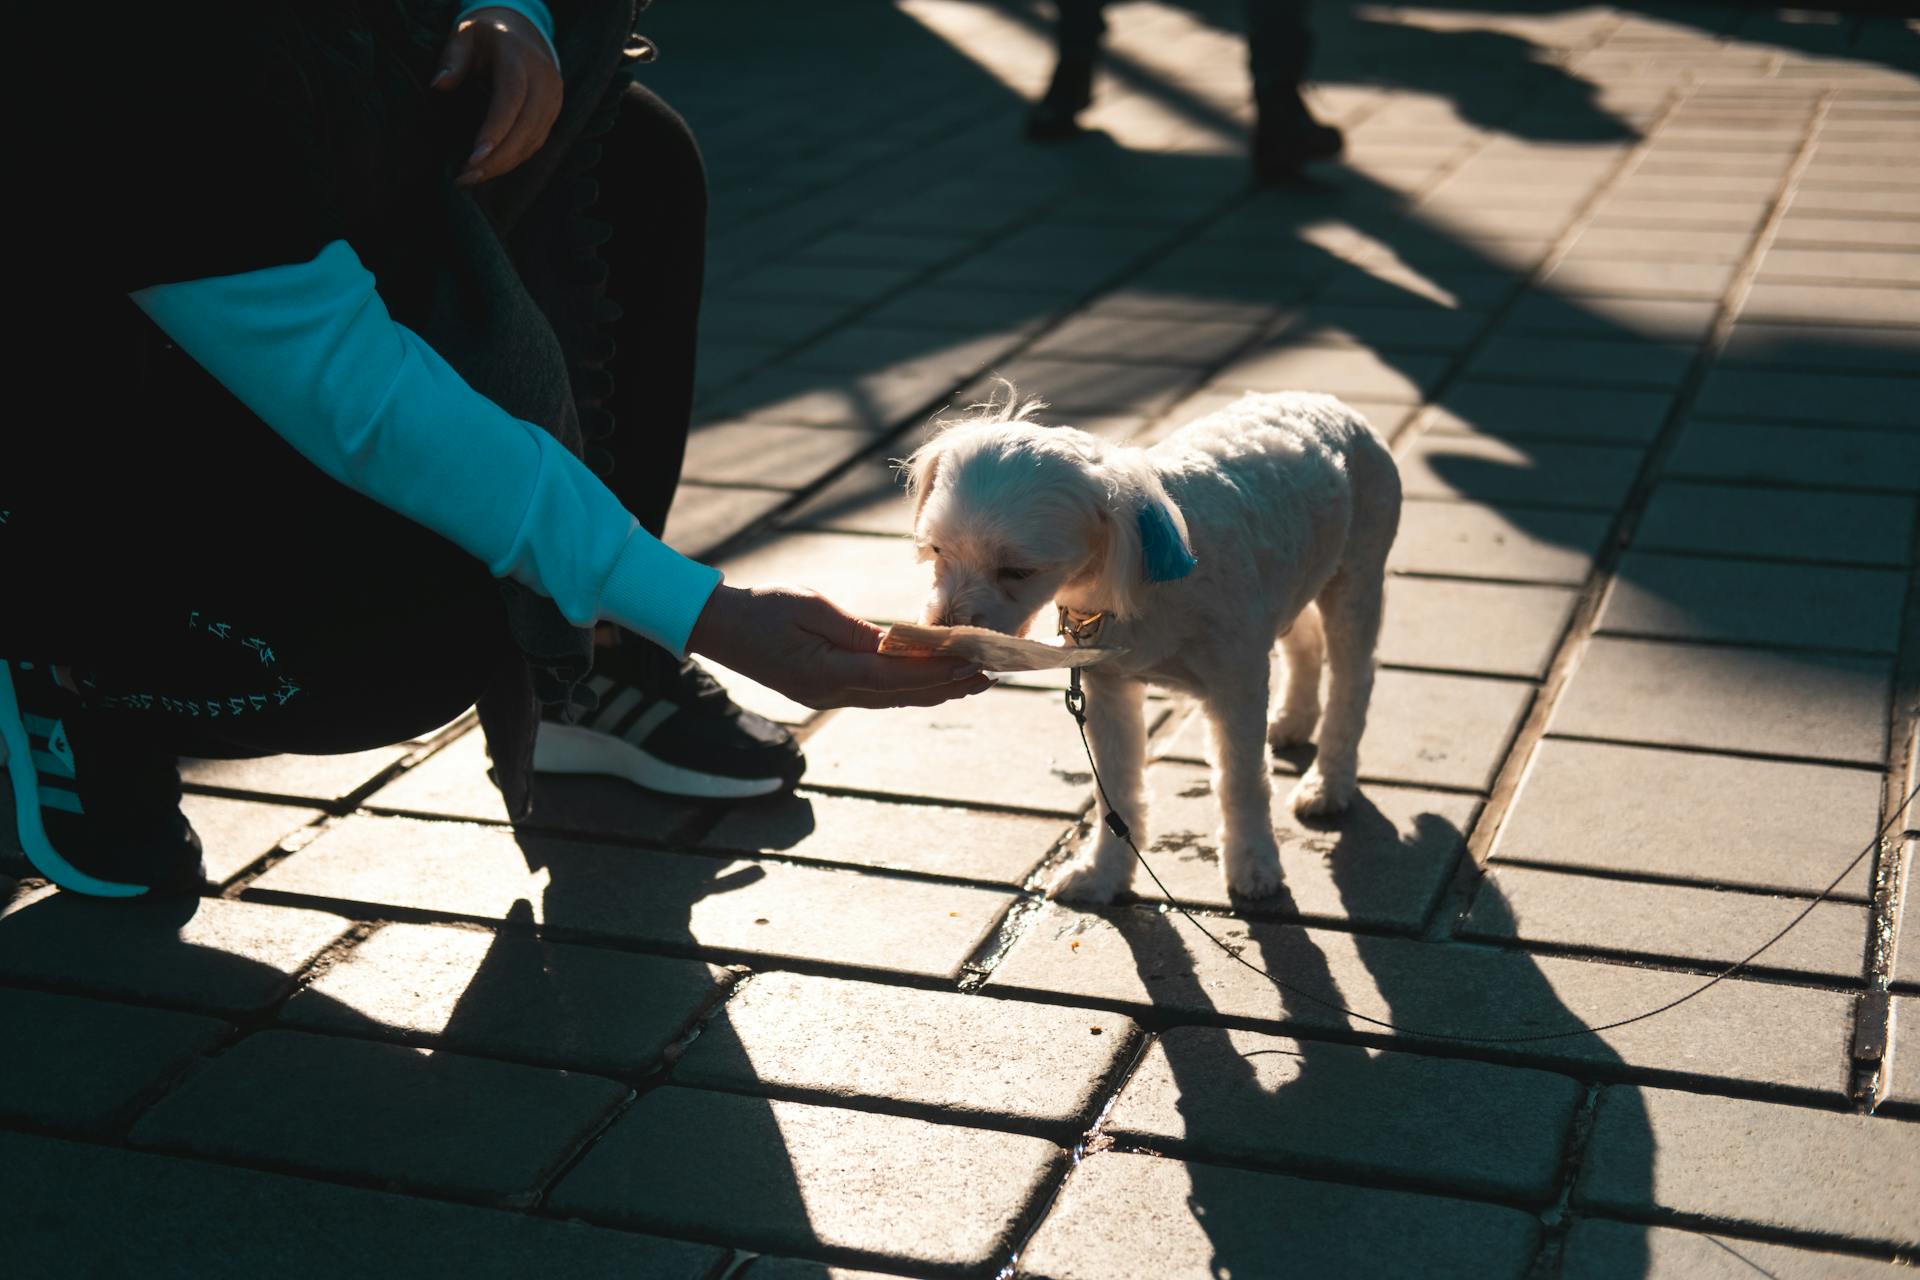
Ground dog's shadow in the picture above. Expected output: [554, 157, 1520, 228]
[1089, 797, 1656, 1278]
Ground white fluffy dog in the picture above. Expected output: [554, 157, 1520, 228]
[904, 385, 1401, 904]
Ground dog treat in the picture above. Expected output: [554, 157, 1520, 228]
[879, 622, 1123, 671]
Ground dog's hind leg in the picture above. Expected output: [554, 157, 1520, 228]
[1206, 658, 1284, 898]
[1269, 603, 1323, 748]
[1047, 671, 1147, 904]
[1290, 569, 1382, 817]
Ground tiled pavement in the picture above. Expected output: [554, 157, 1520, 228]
[5, 2, 1920, 1276]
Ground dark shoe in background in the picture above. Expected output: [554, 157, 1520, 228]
[1027, 54, 1098, 140]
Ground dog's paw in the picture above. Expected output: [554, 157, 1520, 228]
[1268, 706, 1319, 749]
[1046, 857, 1130, 904]
[1222, 834, 1283, 898]
[1289, 768, 1354, 818]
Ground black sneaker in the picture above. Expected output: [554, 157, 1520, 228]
[0, 660, 204, 898]
[533, 635, 804, 800]
[1252, 89, 1344, 183]
[1027, 54, 1097, 140]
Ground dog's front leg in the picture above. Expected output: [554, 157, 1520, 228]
[1047, 671, 1146, 905]
[1206, 660, 1284, 898]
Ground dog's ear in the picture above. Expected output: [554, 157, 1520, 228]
[900, 438, 943, 534]
[1081, 458, 1195, 619]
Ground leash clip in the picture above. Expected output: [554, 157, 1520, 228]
[1064, 665, 1085, 723]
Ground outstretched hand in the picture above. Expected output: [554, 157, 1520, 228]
[687, 585, 995, 710]
[432, 6, 563, 186]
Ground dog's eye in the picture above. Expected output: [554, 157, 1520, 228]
[997, 567, 1035, 583]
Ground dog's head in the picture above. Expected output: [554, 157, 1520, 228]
[901, 382, 1194, 636]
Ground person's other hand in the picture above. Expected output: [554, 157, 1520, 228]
[432, 7, 563, 186]
[688, 584, 995, 710]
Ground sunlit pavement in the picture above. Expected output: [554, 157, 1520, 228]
[6, 3, 1918, 1276]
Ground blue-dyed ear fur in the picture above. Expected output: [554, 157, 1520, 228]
[1136, 502, 1197, 583]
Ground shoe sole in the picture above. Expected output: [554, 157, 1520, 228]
[0, 663, 149, 897]
[533, 720, 792, 800]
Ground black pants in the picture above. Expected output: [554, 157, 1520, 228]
[3, 72, 707, 761]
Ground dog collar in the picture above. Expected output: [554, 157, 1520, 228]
[1057, 605, 1108, 647]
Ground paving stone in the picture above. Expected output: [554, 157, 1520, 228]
[280, 922, 734, 1075]
[1387, 499, 1611, 584]
[252, 815, 1015, 980]
[958, 357, 1199, 416]
[1120, 762, 1476, 929]
[797, 229, 978, 269]
[720, 531, 931, 624]
[701, 789, 1067, 885]
[988, 904, 1854, 1093]
[1598, 552, 1907, 653]
[1210, 344, 1450, 404]
[1028, 313, 1262, 366]
[181, 793, 324, 885]
[1576, 1086, 1920, 1247]
[861, 285, 1064, 335]
[682, 422, 872, 490]
[362, 730, 706, 838]
[1719, 320, 1920, 374]
[702, 298, 854, 345]
[1460, 863, 1867, 978]
[1380, 577, 1578, 678]
[0, 988, 229, 1134]
[1267, 303, 1489, 353]
[1426, 382, 1676, 446]
[1317, 263, 1519, 309]
[1761, 248, 1920, 285]
[1019, 1151, 1541, 1280]
[0, 1131, 722, 1280]
[1544, 257, 1740, 298]
[131, 1030, 624, 1202]
[782, 456, 915, 536]
[1695, 367, 1920, 429]
[1156, 667, 1533, 793]
[1663, 420, 1920, 493]
[787, 326, 1030, 385]
[1602, 1222, 1909, 1277]
[1563, 224, 1752, 261]
[549, 1087, 1063, 1276]
[1397, 435, 1644, 510]
[663, 481, 790, 559]
[1549, 636, 1890, 764]
[721, 263, 923, 305]
[1742, 282, 1920, 326]
[1465, 337, 1695, 390]
[676, 972, 1134, 1130]
[801, 686, 1094, 814]
[182, 746, 408, 803]
[744, 1261, 912, 1280]
[1591, 196, 1774, 229]
[1635, 482, 1913, 567]
[1491, 739, 1883, 897]
[1775, 216, 1920, 249]
[1890, 997, 1920, 1109]
[0, 894, 351, 1016]
[1082, 287, 1281, 324]
[1105, 1026, 1582, 1200]
[699, 364, 956, 433]
[1499, 293, 1721, 342]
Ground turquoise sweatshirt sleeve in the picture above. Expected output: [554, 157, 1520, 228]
[130, 239, 722, 658]
[455, 1, 560, 69]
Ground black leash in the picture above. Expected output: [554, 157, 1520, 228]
[1064, 667, 1919, 1045]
